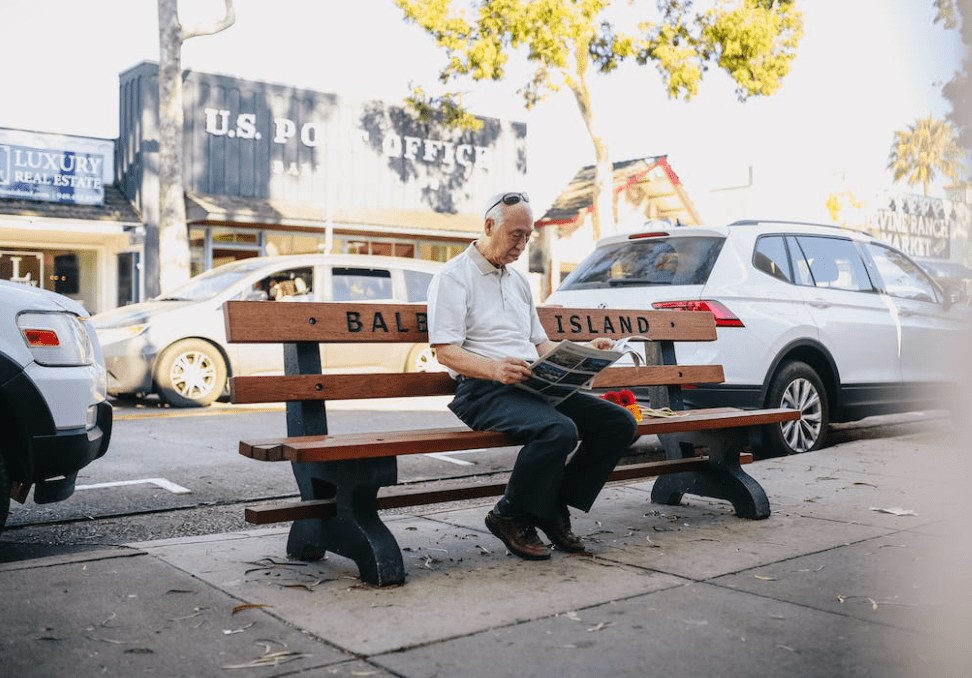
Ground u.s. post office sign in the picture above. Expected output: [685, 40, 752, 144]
[0, 129, 113, 206]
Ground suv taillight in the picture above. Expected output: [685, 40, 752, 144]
[651, 300, 744, 327]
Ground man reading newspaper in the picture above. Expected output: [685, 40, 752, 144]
[427, 191, 639, 561]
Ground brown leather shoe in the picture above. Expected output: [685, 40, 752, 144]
[535, 507, 586, 553]
[485, 510, 551, 560]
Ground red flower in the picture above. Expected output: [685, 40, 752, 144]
[601, 391, 622, 404]
[618, 390, 636, 406]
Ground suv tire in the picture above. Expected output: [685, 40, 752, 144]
[764, 360, 828, 456]
[155, 339, 226, 407]
[0, 451, 10, 532]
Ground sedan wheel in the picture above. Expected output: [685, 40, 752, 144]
[407, 345, 443, 373]
[764, 360, 828, 456]
[155, 339, 226, 407]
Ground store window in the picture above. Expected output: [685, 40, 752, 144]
[419, 242, 466, 262]
[117, 252, 140, 306]
[265, 232, 329, 256]
[190, 226, 263, 276]
[1, 246, 97, 309]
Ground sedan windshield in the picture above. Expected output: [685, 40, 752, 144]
[154, 259, 269, 302]
[559, 236, 725, 290]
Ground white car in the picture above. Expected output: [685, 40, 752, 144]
[92, 254, 444, 407]
[546, 220, 972, 457]
[0, 280, 112, 532]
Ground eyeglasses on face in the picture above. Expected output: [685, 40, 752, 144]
[484, 192, 530, 216]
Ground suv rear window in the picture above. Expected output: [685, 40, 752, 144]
[558, 236, 725, 290]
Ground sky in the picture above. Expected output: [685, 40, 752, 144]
[0, 0, 964, 224]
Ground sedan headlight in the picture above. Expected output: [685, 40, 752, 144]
[94, 323, 148, 345]
[17, 311, 96, 366]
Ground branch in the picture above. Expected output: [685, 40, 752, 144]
[182, 0, 236, 41]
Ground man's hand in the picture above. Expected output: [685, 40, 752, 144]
[492, 357, 533, 385]
[590, 337, 615, 350]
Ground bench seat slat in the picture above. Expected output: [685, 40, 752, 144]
[243, 452, 755, 525]
[230, 364, 727, 404]
[239, 407, 800, 463]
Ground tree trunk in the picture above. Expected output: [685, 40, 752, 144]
[157, 0, 190, 295]
[570, 47, 615, 242]
[153, 0, 235, 297]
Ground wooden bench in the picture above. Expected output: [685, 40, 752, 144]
[224, 301, 800, 586]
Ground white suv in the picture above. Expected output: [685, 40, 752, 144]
[546, 220, 972, 457]
[0, 280, 112, 532]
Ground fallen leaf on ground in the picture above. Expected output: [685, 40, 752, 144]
[222, 649, 310, 669]
[869, 507, 917, 516]
[232, 604, 269, 615]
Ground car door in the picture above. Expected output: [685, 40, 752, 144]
[231, 265, 317, 377]
[788, 235, 903, 402]
[862, 242, 968, 392]
[322, 265, 405, 372]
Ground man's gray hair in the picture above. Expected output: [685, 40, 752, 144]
[484, 191, 532, 226]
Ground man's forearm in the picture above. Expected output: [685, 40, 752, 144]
[433, 344, 533, 385]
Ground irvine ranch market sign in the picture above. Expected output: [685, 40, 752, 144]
[0, 129, 112, 206]
[868, 192, 956, 259]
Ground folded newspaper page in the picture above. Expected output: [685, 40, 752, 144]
[515, 338, 645, 405]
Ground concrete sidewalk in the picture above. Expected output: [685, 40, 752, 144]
[2, 428, 970, 677]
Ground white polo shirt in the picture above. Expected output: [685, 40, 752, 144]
[427, 242, 547, 374]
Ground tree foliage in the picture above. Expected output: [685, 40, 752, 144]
[935, 0, 971, 153]
[394, 0, 803, 239]
[887, 116, 963, 196]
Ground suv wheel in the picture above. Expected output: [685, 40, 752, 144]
[155, 339, 226, 407]
[764, 360, 828, 456]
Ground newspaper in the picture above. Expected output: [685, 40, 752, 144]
[516, 337, 646, 405]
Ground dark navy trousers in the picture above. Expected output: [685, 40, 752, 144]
[448, 378, 638, 524]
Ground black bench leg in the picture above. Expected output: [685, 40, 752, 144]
[287, 458, 406, 586]
[652, 429, 770, 519]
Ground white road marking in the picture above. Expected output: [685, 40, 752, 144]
[423, 449, 485, 466]
[75, 478, 192, 495]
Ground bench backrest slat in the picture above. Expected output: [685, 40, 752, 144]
[224, 301, 718, 344]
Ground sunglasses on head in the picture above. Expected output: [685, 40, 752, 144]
[484, 192, 530, 216]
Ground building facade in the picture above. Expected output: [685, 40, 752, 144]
[0, 128, 142, 313]
[117, 62, 527, 296]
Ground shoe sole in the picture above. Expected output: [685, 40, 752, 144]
[485, 515, 551, 561]
[535, 524, 587, 553]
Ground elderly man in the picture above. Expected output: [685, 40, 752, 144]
[427, 191, 638, 560]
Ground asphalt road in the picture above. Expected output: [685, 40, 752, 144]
[0, 396, 952, 561]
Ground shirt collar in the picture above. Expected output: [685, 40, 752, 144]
[466, 241, 504, 275]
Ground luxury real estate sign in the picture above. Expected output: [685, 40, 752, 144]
[0, 130, 112, 206]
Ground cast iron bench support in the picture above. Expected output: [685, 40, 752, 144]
[282, 341, 405, 586]
[654, 429, 770, 519]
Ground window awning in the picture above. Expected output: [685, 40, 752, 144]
[185, 192, 482, 241]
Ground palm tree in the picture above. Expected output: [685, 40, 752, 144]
[887, 116, 964, 196]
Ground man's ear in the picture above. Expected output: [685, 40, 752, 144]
[483, 217, 495, 236]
